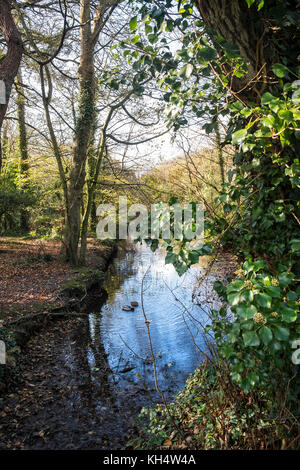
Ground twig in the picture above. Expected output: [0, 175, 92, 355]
[119, 333, 150, 363]
[141, 267, 184, 437]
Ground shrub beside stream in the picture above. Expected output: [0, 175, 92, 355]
[131, 359, 296, 450]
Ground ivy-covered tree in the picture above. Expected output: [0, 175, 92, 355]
[0, 0, 23, 170]
[15, 68, 30, 232]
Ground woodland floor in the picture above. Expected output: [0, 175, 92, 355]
[0, 237, 139, 450]
[0, 237, 112, 322]
[0, 317, 139, 449]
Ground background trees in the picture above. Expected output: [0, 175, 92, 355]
[0, 0, 171, 260]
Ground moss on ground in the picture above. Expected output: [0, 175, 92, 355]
[60, 268, 105, 296]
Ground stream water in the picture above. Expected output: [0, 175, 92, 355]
[87, 242, 223, 400]
[58, 241, 230, 448]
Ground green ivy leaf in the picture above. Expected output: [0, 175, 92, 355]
[259, 325, 273, 345]
[228, 279, 245, 291]
[280, 304, 298, 323]
[129, 16, 138, 31]
[243, 331, 260, 347]
[255, 292, 272, 308]
[213, 280, 225, 296]
[290, 239, 300, 252]
[227, 291, 242, 306]
[165, 252, 178, 265]
[232, 128, 247, 145]
[278, 109, 294, 123]
[269, 340, 282, 352]
[179, 63, 193, 78]
[278, 272, 293, 287]
[236, 304, 257, 320]
[197, 46, 217, 62]
[265, 286, 281, 298]
[272, 63, 288, 78]
[261, 92, 275, 104]
[188, 251, 199, 264]
[273, 325, 290, 341]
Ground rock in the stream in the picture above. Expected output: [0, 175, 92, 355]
[119, 366, 135, 373]
[122, 305, 134, 311]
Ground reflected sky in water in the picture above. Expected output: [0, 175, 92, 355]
[88, 242, 221, 396]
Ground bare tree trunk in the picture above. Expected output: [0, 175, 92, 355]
[0, 0, 23, 171]
[87, 118, 97, 233]
[39, 65, 70, 248]
[1, 123, 9, 163]
[215, 117, 225, 185]
[78, 85, 134, 264]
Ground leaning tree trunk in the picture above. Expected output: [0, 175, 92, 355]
[0, 0, 23, 171]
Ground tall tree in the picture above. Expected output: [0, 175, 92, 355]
[64, 0, 119, 265]
[0, 0, 23, 170]
[195, 0, 298, 103]
[16, 68, 29, 232]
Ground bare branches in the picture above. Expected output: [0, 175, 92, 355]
[13, 0, 71, 66]
[122, 104, 161, 127]
[107, 129, 169, 146]
[91, 0, 120, 47]
[39, 63, 69, 216]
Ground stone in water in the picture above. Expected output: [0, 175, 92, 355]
[122, 305, 134, 311]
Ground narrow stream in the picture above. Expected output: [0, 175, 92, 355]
[87, 242, 223, 399]
[58, 241, 229, 448]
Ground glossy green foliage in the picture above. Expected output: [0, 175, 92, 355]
[123, 0, 300, 396]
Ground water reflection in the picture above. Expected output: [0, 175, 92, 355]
[88, 242, 221, 397]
